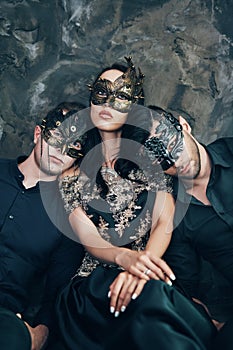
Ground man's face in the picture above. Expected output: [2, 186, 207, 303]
[144, 113, 201, 179]
[34, 126, 75, 176]
[165, 130, 201, 180]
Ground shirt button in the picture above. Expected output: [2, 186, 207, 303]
[9, 215, 14, 219]
[21, 190, 25, 194]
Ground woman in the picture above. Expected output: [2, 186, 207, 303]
[53, 58, 216, 350]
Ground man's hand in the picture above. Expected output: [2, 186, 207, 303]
[192, 298, 225, 331]
[24, 323, 49, 350]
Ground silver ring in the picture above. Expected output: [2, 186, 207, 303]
[144, 269, 151, 276]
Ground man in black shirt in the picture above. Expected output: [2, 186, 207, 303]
[0, 104, 86, 350]
[143, 106, 233, 348]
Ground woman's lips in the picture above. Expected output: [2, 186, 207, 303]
[99, 110, 113, 119]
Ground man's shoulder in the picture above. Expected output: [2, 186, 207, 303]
[0, 157, 14, 164]
[0, 158, 15, 171]
[207, 137, 233, 157]
[0, 158, 22, 183]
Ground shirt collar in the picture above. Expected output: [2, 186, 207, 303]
[205, 142, 231, 168]
[174, 139, 231, 202]
[12, 156, 27, 178]
[13, 156, 58, 189]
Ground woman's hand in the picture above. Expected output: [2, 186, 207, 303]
[115, 249, 175, 284]
[108, 271, 147, 317]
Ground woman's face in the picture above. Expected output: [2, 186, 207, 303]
[90, 69, 129, 132]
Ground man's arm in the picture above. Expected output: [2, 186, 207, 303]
[33, 234, 84, 334]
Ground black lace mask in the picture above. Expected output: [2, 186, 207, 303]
[144, 112, 183, 170]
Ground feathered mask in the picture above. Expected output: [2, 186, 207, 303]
[88, 56, 144, 112]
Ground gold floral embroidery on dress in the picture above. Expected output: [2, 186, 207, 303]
[101, 166, 135, 213]
[101, 167, 146, 238]
[73, 251, 101, 278]
[113, 200, 142, 238]
[98, 216, 111, 242]
[60, 167, 173, 278]
[60, 172, 100, 212]
[131, 231, 150, 252]
[128, 167, 173, 193]
[74, 249, 124, 278]
[129, 210, 152, 241]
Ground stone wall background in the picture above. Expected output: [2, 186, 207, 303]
[0, 0, 233, 158]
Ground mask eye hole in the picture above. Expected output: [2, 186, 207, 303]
[96, 88, 107, 97]
[167, 136, 177, 152]
[49, 129, 61, 137]
[115, 92, 131, 101]
[70, 141, 82, 150]
[93, 83, 108, 98]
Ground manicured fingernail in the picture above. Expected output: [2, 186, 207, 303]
[121, 305, 126, 312]
[110, 306, 115, 313]
[170, 273, 176, 281]
[114, 311, 120, 317]
[167, 280, 173, 286]
[108, 291, 111, 298]
[132, 293, 138, 300]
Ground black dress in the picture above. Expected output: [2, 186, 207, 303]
[54, 168, 216, 350]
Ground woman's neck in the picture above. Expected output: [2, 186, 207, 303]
[100, 130, 121, 166]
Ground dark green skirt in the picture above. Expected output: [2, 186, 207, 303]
[54, 266, 216, 350]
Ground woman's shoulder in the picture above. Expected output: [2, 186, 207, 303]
[58, 170, 93, 212]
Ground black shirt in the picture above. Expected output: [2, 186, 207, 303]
[164, 137, 233, 321]
[0, 157, 84, 327]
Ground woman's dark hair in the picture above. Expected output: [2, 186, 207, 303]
[114, 104, 150, 178]
[147, 105, 167, 116]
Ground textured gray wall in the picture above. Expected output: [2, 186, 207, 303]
[0, 0, 233, 158]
